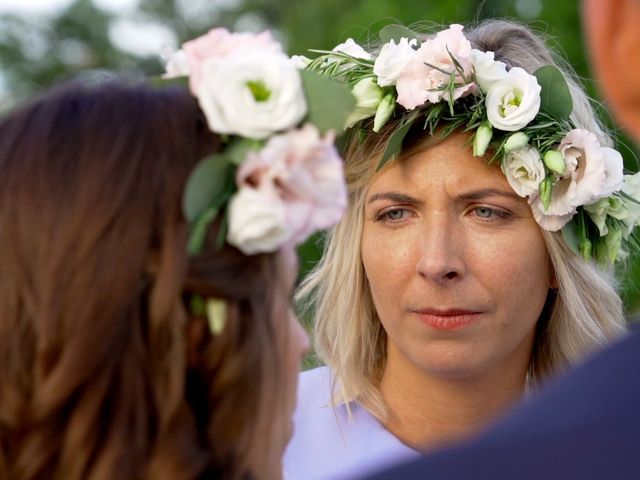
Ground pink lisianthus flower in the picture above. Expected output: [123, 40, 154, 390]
[236, 124, 348, 244]
[396, 24, 476, 110]
[182, 28, 281, 94]
[528, 129, 624, 231]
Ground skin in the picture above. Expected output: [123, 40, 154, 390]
[275, 245, 310, 449]
[361, 131, 552, 449]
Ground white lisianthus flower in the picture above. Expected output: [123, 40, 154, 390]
[345, 77, 384, 128]
[485, 67, 541, 131]
[501, 146, 545, 197]
[584, 196, 628, 236]
[226, 186, 290, 255]
[163, 49, 190, 78]
[332, 38, 373, 60]
[374, 37, 417, 87]
[470, 49, 507, 92]
[196, 48, 307, 139]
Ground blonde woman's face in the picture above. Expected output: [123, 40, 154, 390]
[361, 131, 550, 380]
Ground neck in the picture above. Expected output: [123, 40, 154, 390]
[378, 343, 531, 451]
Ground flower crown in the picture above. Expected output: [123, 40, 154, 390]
[162, 28, 356, 256]
[302, 24, 640, 265]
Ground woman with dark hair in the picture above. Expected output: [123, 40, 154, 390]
[0, 28, 350, 480]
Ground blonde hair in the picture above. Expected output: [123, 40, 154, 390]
[297, 19, 627, 420]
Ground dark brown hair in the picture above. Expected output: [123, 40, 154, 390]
[0, 80, 286, 479]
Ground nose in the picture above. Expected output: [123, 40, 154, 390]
[415, 212, 466, 283]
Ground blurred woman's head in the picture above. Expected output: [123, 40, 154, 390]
[298, 19, 627, 419]
[0, 79, 308, 480]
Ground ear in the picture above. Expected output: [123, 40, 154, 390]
[547, 258, 558, 290]
[583, 0, 640, 141]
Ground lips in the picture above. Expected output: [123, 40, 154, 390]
[413, 308, 481, 330]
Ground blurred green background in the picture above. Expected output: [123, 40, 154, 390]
[2, 0, 639, 314]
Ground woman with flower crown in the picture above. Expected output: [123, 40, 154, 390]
[0, 28, 353, 480]
[284, 18, 640, 480]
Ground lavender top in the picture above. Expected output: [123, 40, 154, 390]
[283, 366, 421, 480]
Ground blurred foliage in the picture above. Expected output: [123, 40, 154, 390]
[1, 0, 640, 311]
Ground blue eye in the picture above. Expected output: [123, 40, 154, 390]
[386, 209, 405, 220]
[475, 206, 494, 218]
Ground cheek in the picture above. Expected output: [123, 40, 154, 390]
[361, 225, 416, 297]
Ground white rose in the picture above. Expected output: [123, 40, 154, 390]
[486, 67, 541, 131]
[226, 186, 290, 255]
[560, 129, 624, 206]
[501, 146, 545, 197]
[332, 38, 373, 60]
[374, 37, 417, 87]
[196, 48, 307, 139]
[470, 49, 507, 92]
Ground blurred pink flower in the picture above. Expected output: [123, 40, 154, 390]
[237, 124, 348, 244]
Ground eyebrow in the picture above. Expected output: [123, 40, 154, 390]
[366, 188, 521, 205]
[458, 188, 522, 202]
[367, 192, 421, 205]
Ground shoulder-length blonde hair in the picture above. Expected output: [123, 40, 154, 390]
[297, 19, 627, 420]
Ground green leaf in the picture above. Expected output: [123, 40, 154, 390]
[534, 65, 573, 121]
[187, 205, 220, 255]
[379, 24, 420, 44]
[148, 75, 189, 90]
[182, 155, 234, 223]
[226, 138, 262, 166]
[562, 219, 580, 256]
[377, 111, 419, 170]
[300, 69, 357, 134]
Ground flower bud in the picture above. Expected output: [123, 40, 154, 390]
[473, 121, 493, 157]
[543, 150, 565, 174]
[373, 93, 396, 132]
[539, 176, 553, 211]
[579, 237, 592, 262]
[344, 77, 384, 128]
[503, 132, 529, 152]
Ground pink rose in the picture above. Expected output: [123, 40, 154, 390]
[396, 24, 475, 110]
[237, 124, 347, 244]
[182, 28, 281, 94]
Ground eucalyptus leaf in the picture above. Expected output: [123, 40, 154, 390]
[562, 219, 580, 256]
[187, 205, 220, 255]
[182, 155, 234, 223]
[377, 111, 419, 170]
[534, 65, 573, 121]
[379, 24, 420, 44]
[300, 69, 357, 134]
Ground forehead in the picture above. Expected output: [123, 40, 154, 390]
[372, 131, 510, 192]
